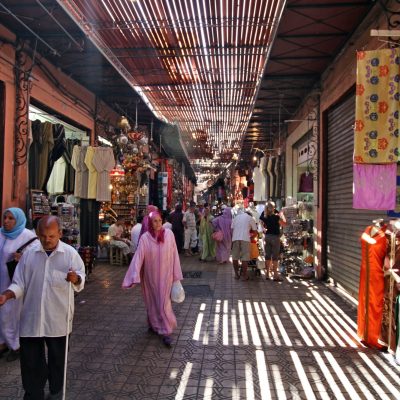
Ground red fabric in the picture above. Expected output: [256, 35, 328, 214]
[357, 225, 386, 349]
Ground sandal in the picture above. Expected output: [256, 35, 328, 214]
[162, 336, 173, 348]
[273, 277, 283, 282]
[0, 346, 8, 358]
[148, 326, 157, 335]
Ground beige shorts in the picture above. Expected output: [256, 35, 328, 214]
[232, 240, 250, 261]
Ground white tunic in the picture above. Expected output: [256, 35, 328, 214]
[231, 213, 257, 242]
[8, 240, 85, 337]
[253, 157, 267, 201]
[92, 147, 115, 202]
[0, 229, 37, 349]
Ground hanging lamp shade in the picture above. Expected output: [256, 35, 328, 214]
[110, 164, 125, 177]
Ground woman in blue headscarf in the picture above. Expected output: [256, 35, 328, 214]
[0, 208, 36, 362]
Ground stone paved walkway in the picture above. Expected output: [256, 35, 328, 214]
[1, 256, 400, 399]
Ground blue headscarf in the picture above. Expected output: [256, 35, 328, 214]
[1, 208, 27, 239]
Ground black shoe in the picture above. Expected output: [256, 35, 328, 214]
[0, 347, 8, 358]
[162, 336, 173, 348]
[46, 392, 62, 400]
[6, 349, 20, 362]
[148, 326, 157, 335]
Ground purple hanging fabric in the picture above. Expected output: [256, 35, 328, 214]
[353, 163, 396, 210]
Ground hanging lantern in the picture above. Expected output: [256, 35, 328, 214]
[117, 116, 131, 131]
[110, 164, 125, 177]
[118, 134, 128, 145]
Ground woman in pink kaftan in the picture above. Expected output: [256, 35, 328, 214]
[122, 211, 183, 346]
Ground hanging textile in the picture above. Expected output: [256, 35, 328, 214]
[42, 124, 66, 191]
[37, 121, 54, 190]
[70, 145, 82, 197]
[29, 120, 42, 189]
[80, 146, 89, 199]
[80, 199, 100, 246]
[274, 155, 279, 198]
[85, 146, 98, 200]
[91, 147, 115, 202]
[354, 48, 400, 163]
[379, 232, 400, 352]
[353, 163, 396, 210]
[46, 157, 66, 195]
[299, 172, 314, 193]
[357, 224, 387, 349]
[63, 139, 78, 194]
[264, 157, 270, 200]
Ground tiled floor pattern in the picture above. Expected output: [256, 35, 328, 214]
[1, 257, 400, 399]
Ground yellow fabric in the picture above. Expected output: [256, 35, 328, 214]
[354, 48, 400, 163]
[84, 146, 98, 199]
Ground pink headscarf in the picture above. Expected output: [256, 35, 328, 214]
[148, 211, 165, 243]
[139, 205, 158, 240]
[147, 205, 158, 214]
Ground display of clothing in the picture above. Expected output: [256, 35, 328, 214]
[274, 155, 279, 198]
[264, 157, 270, 200]
[29, 120, 43, 190]
[353, 163, 396, 210]
[37, 122, 54, 190]
[80, 146, 89, 199]
[357, 224, 387, 349]
[42, 124, 66, 191]
[299, 171, 314, 193]
[63, 139, 78, 194]
[46, 157, 66, 195]
[80, 199, 100, 246]
[70, 145, 82, 198]
[91, 147, 115, 202]
[253, 157, 267, 201]
[267, 157, 273, 199]
[29, 121, 54, 190]
[379, 229, 400, 352]
[270, 157, 277, 198]
[354, 48, 400, 164]
[84, 146, 98, 200]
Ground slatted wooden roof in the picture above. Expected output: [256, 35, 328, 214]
[57, 0, 286, 164]
[0, 0, 376, 174]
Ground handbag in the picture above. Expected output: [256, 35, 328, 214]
[211, 230, 224, 242]
[6, 237, 38, 281]
[171, 280, 185, 303]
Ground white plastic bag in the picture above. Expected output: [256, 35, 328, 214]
[171, 280, 185, 303]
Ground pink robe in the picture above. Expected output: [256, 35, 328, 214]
[122, 229, 183, 335]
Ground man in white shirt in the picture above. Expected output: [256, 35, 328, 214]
[231, 209, 257, 281]
[130, 215, 143, 253]
[182, 201, 197, 256]
[108, 219, 132, 256]
[0, 216, 85, 400]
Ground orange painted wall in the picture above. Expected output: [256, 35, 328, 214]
[0, 23, 119, 211]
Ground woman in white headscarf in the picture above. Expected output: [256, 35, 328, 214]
[0, 208, 36, 361]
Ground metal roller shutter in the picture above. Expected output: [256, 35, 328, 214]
[326, 94, 386, 298]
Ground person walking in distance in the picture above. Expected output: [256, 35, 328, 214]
[0, 216, 85, 400]
[231, 207, 257, 281]
[259, 201, 286, 281]
[183, 201, 197, 256]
